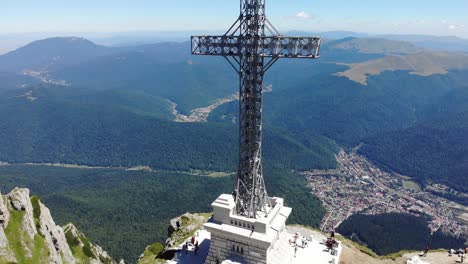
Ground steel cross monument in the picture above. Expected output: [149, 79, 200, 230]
[192, 0, 321, 219]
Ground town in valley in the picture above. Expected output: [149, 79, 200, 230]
[303, 149, 468, 240]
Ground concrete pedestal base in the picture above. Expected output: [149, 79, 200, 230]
[204, 194, 292, 264]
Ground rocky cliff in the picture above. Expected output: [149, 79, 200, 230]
[0, 187, 119, 264]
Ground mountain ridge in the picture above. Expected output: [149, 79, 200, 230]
[0, 37, 120, 73]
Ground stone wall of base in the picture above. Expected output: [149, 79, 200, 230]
[205, 232, 269, 264]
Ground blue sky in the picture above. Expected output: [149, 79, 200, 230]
[1, 0, 468, 38]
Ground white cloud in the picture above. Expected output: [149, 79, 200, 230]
[448, 24, 465, 30]
[441, 19, 448, 24]
[294, 11, 313, 20]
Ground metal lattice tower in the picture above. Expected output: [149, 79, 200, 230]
[192, 0, 321, 219]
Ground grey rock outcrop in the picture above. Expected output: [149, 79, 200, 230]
[165, 213, 208, 248]
[0, 190, 9, 228]
[0, 190, 16, 263]
[39, 202, 76, 264]
[0, 187, 118, 264]
[8, 187, 32, 211]
[8, 188, 36, 241]
[91, 245, 113, 264]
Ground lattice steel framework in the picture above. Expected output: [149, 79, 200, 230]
[191, 0, 321, 218]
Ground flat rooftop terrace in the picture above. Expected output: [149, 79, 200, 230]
[167, 225, 342, 264]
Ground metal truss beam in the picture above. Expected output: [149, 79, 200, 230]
[191, 36, 321, 59]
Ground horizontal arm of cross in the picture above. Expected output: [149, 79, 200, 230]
[191, 35, 321, 59]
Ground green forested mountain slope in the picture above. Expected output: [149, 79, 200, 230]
[337, 213, 466, 255]
[52, 43, 237, 114]
[211, 69, 468, 191]
[0, 87, 337, 172]
[213, 69, 468, 145]
[360, 111, 468, 193]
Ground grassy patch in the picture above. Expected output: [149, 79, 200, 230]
[83, 245, 96, 259]
[4, 201, 49, 263]
[65, 228, 96, 263]
[31, 234, 48, 263]
[173, 213, 211, 246]
[403, 180, 421, 191]
[188, 169, 234, 178]
[65, 229, 81, 248]
[148, 243, 164, 255]
[336, 231, 448, 261]
[382, 248, 448, 260]
[30, 195, 43, 236]
[382, 250, 416, 260]
[336, 234, 379, 257]
[4, 209, 28, 263]
[30, 196, 41, 219]
[99, 255, 113, 264]
[139, 243, 166, 264]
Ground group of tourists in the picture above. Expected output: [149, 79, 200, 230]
[182, 235, 200, 255]
[288, 232, 311, 258]
[419, 246, 468, 263]
[324, 228, 339, 256]
[448, 247, 467, 262]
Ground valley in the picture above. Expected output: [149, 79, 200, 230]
[170, 93, 238, 123]
[0, 160, 233, 177]
[170, 84, 272, 123]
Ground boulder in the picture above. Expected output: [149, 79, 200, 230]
[8, 188, 31, 211]
[7, 188, 37, 240]
[165, 213, 209, 248]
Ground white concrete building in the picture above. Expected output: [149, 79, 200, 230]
[169, 194, 342, 264]
[204, 194, 292, 264]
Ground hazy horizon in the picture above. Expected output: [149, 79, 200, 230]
[2, 0, 467, 54]
[1, 29, 468, 55]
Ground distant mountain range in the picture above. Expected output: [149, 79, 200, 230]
[0, 37, 119, 72]
[288, 31, 468, 52]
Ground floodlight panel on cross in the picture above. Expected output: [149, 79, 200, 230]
[191, 36, 321, 58]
